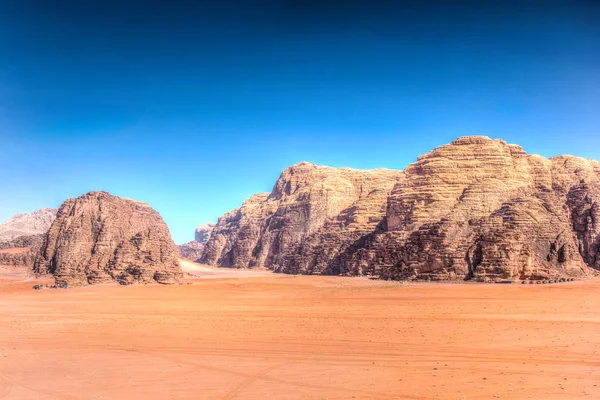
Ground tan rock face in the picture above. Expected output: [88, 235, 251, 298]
[34, 191, 182, 286]
[201, 162, 403, 269]
[202, 137, 600, 281]
[348, 137, 600, 281]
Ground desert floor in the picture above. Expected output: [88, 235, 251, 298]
[1, 266, 599, 400]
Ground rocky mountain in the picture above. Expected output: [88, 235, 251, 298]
[200, 137, 600, 282]
[34, 191, 182, 286]
[178, 223, 215, 261]
[201, 162, 403, 269]
[0, 208, 57, 243]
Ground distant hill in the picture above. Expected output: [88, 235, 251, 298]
[0, 208, 57, 243]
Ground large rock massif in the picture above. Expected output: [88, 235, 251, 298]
[201, 162, 403, 269]
[0, 234, 46, 267]
[34, 191, 182, 286]
[199, 137, 600, 281]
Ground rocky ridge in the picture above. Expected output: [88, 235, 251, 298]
[200, 137, 600, 281]
[34, 191, 182, 286]
[201, 162, 403, 269]
[0, 208, 57, 243]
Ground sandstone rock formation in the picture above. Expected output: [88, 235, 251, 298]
[178, 223, 215, 261]
[0, 208, 57, 242]
[0, 234, 45, 267]
[34, 191, 182, 286]
[179, 240, 206, 261]
[201, 137, 600, 281]
[201, 162, 403, 269]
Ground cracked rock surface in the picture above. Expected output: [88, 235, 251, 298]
[201, 136, 600, 281]
[34, 191, 182, 286]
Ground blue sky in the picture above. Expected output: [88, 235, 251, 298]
[1, 0, 599, 243]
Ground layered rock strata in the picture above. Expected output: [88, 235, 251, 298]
[201, 162, 403, 269]
[34, 191, 182, 286]
[201, 137, 600, 281]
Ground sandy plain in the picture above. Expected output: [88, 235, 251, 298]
[1, 263, 599, 400]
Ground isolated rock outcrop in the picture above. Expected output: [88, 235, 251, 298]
[342, 137, 600, 281]
[34, 191, 182, 286]
[201, 137, 600, 281]
[0, 208, 57, 243]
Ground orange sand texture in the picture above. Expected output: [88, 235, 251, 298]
[1, 269, 599, 399]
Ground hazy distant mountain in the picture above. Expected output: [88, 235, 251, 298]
[195, 223, 215, 243]
[178, 223, 215, 262]
[0, 208, 57, 243]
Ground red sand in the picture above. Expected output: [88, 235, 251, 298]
[1, 274, 599, 399]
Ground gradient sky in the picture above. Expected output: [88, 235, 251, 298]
[1, 0, 599, 244]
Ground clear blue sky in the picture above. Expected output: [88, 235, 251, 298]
[1, 0, 599, 244]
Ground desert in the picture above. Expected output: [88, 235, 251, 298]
[1, 135, 600, 399]
[2, 271, 600, 399]
[3, 2, 599, 398]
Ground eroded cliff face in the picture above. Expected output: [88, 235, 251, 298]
[342, 137, 600, 281]
[201, 162, 403, 269]
[201, 137, 600, 281]
[34, 191, 182, 286]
